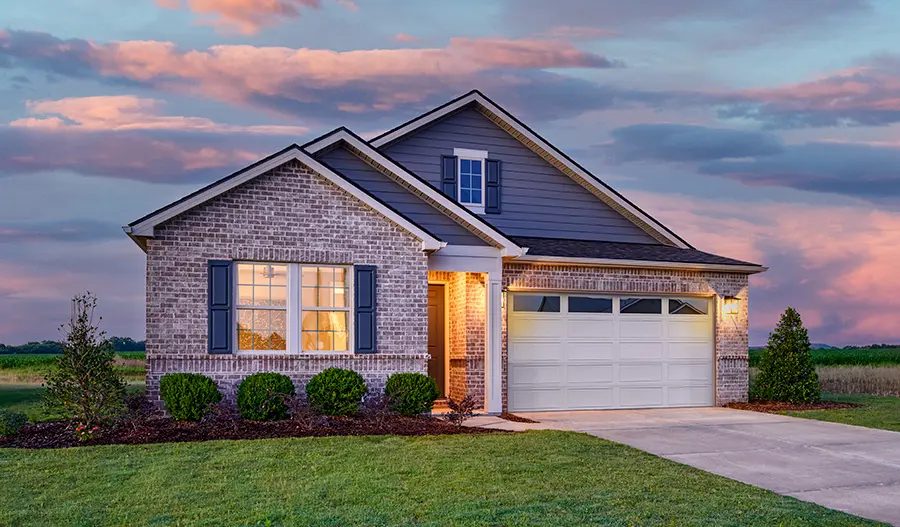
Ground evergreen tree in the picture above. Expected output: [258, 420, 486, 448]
[754, 307, 820, 402]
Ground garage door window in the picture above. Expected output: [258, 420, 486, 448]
[513, 295, 560, 312]
[569, 296, 613, 313]
[620, 298, 662, 314]
[669, 298, 708, 315]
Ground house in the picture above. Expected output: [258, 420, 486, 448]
[125, 90, 766, 414]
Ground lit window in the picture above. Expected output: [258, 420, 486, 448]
[459, 158, 483, 205]
[235, 263, 351, 353]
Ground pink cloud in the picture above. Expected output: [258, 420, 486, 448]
[9, 95, 308, 135]
[392, 33, 417, 43]
[156, 0, 322, 34]
[631, 190, 900, 344]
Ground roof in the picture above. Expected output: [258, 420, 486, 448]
[512, 237, 766, 273]
[123, 145, 445, 252]
[370, 90, 692, 249]
[302, 127, 524, 256]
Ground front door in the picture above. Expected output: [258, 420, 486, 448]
[427, 284, 446, 397]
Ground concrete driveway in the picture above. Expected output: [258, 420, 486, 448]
[471, 408, 900, 525]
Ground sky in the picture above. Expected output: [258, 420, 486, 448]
[1, 0, 899, 347]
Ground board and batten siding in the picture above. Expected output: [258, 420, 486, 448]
[382, 107, 660, 244]
[316, 145, 488, 246]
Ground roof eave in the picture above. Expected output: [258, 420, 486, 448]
[512, 254, 768, 274]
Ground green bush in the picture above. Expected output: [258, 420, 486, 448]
[159, 373, 222, 421]
[754, 307, 820, 403]
[384, 372, 440, 416]
[237, 372, 296, 421]
[306, 368, 368, 416]
[0, 410, 28, 437]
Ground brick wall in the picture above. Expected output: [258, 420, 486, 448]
[144, 160, 429, 402]
[501, 263, 751, 409]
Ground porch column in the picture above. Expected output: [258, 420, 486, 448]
[485, 271, 503, 414]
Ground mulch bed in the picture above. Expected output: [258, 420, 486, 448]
[498, 413, 539, 423]
[727, 400, 863, 413]
[0, 414, 504, 450]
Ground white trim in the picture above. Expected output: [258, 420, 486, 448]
[371, 92, 690, 249]
[485, 272, 503, 414]
[453, 148, 488, 159]
[515, 254, 767, 274]
[126, 147, 444, 252]
[456, 154, 486, 211]
[434, 245, 502, 257]
[304, 129, 524, 256]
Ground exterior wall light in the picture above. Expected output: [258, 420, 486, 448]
[723, 296, 740, 316]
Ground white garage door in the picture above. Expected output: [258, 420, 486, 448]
[508, 293, 714, 412]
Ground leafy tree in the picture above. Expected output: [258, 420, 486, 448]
[43, 293, 127, 426]
[753, 307, 820, 403]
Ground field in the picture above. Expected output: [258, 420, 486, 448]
[0, 430, 882, 527]
[0, 352, 146, 383]
[749, 347, 900, 367]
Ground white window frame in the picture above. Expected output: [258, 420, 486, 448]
[234, 262, 354, 355]
[454, 148, 488, 214]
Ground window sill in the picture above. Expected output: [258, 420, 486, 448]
[463, 204, 485, 215]
[234, 350, 355, 357]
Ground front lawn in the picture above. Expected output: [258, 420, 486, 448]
[782, 394, 900, 432]
[0, 431, 882, 526]
[0, 382, 145, 423]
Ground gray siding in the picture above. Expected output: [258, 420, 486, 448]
[317, 145, 488, 246]
[382, 107, 660, 244]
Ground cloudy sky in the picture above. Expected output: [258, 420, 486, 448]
[1, 0, 899, 346]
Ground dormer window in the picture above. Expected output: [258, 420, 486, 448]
[454, 148, 489, 213]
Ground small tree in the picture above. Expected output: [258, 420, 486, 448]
[44, 293, 127, 427]
[754, 307, 820, 403]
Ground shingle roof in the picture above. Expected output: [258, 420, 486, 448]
[513, 237, 762, 268]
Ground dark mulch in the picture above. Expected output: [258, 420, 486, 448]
[0, 413, 504, 450]
[727, 400, 863, 413]
[498, 413, 539, 423]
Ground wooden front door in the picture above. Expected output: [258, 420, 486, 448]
[427, 284, 446, 397]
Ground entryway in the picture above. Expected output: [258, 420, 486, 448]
[427, 284, 446, 397]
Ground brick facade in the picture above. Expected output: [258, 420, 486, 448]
[144, 160, 429, 403]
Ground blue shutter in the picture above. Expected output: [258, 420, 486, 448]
[354, 265, 377, 354]
[485, 158, 501, 214]
[208, 260, 233, 354]
[440, 155, 458, 200]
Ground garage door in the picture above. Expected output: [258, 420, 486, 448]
[508, 293, 714, 411]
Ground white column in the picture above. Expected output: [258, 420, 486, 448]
[484, 271, 503, 414]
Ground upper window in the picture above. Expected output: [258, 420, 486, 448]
[620, 298, 663, 314]
[454, 148, 488, 210]
[513, 295, 561, 313]
[236, 263, 351, 353]
[569, 296, 613, 313]
[669, 298, 708, 315]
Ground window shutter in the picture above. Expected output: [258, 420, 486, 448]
[354, 265, 377, 354]
[208, 260, 233, 354]
[440, 155, 458, 200]
[485, 158, 502, 214]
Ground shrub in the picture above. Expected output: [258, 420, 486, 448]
[0, 410, 28, 437]
[754, 307, 820, 403]
[43, 293, 127, 427]
[305, 367, 368, 416]
[237, 372, 296, 421]
[159, 373, 223, 421]
[384, 372, 440, 417]
[444, 395, 477, 427]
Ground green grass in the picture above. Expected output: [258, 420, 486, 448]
[0, 383, 145, 422]
[0, 431, 882, 527]
[749, 347, 900, 367]
[781, 393, 900, 432]
[0, 352, 145, 383]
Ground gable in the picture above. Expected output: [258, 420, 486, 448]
[380, 106, 660, 245]
[315, 145, 488, 246]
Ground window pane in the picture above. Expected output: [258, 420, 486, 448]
[302, 287, 317, 307]
[302, 267, 318, 287]
[620, 298, 662, 314]
[302, 311, 317, 331]
[332, 312, 348, 332]
[460, 173, 471, 188]
[302, 331, 317, 351]
[268, 265, 287, 286]
[333, 331, 348, 351]
[254, 330, 271, 350]
[669, 298, 708, 315]
[569, 297, 613, 313]
[318, 331, 333, 351]
[270, 310, 286, 332]
[238, 330, 253, 350]
[253, 285, 270, 306]
[269, 285, 286, 307]
[237, 309, 253, 329]
[318, 288, 334, 308]
[461, 159, 470, 172]
[334, 288, 347, 308]
[513, 295, 560, 312]
[269, 332, 286, 351]
[238, 286, 253, 306]
[252, 309, 270, 330]
[460, 189, 471, 203]
[318, 311, 334, 331]
[470, 190, 482, 204]
[470, 160, 482, 174]
[237, 264, 254, 285]
[318, 267, 334, 288]
[253, 265, 271, 285]
[334, 268, 346, 288]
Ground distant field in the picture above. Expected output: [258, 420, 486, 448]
[0, 353, 145, 383]
[749, 347, 900, 367]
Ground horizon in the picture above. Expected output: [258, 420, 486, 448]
[2, 1, 900, 347]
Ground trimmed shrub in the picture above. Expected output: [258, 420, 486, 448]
[0, 410, 28, 437]
[306, 367, 368, 416]
[159, 373, 222, 421]
[237, 372, 296, 421]
[384, 372, 440, 417]
[754, 307, 820, 403]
